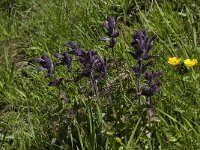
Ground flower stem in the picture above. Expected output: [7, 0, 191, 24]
[111, 47, 115, 60]
[147, 96, 154, 120]
[136, 74, 141, 106]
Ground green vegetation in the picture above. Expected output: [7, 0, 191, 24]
[1, 0, 200, 149]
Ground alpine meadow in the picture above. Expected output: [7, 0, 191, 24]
[1, 0, 200, 149]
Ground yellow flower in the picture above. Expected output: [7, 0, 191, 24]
[184, 59, 198, 67]
[167, 57, 181, 66]
[115, 137, 122, 143]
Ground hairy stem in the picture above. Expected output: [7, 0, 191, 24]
[136, 74, 141, 106]
[111, 47, 115, 60]
[136, 59, 143, 106]
[147, 96, 154, 120]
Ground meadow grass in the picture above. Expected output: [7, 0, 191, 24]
[1, 0, 200, 149]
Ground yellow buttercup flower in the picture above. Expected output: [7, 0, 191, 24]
[184, 59, 198, 67]
[167, 57, 181, 66]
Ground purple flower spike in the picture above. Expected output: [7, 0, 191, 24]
[131, 30, 156, 60]
[75, 50, 107, 82]
[101, 16, 119, 58]
[141, 71, 162, 96]
[66, 41, 108, 82]
[105, 16, 116, 29]
[66, 41, 80, 49]
[129, 30, 161, 111]
[129, 30, 157, 75]
[54, 52, 72, 72]
[66, 41, 86, 57]
[104, 16, 119, 48]
[49, 78, 64, 86]
[35, 55, 54, 77]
